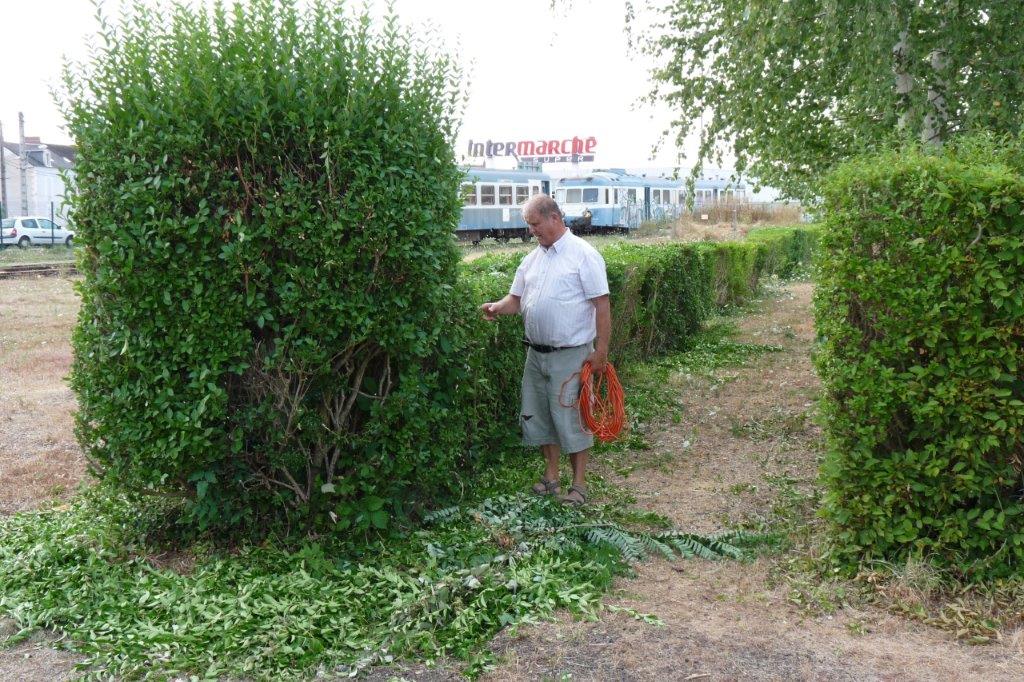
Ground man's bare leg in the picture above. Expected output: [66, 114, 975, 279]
[542, 443, 561, 483]
[569, 449, 589, 489]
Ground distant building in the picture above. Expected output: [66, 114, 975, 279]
[1, 137, 76, 222]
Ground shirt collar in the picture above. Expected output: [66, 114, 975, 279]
[543, 229, 571, 254]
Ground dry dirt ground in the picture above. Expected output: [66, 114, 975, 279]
[2, 276, 1022, 680]
[0, 275, 85, 515]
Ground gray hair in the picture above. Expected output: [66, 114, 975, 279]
[522, 194, 562, 221]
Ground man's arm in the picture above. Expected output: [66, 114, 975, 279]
[585, 294, 611, 373]
[480, 294, 521, 321]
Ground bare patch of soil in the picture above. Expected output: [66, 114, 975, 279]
[482, 282, 1024, 681]
[0, 276, 86, 516]
[0, 618, 84, 681]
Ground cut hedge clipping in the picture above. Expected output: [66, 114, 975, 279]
[815, 140, 1024, 579]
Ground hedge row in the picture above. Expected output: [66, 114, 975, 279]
[816, 142, 1024, 578]
[65, 1, 467, 531]
[455, 226, 820, 466]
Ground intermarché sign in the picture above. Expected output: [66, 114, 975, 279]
[466, 136, 597, 163]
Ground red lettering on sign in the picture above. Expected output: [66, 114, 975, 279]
[585, 137, 597, 153]
[517, 140, 536, 156]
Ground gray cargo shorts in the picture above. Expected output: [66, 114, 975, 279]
[520, 343, 594, 454]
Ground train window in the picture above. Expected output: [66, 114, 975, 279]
[652, 189, 661, 203]
[582, 188, 599, 203]
[555, 189, 566, 203]
[566, 188, 582, 203]
[498, 185, 513, 205]
[625, 189, 637, 203]
[461, 183, 477, 206]
[531, 185, 540, 196]
[480, 184, 496, 206]
[515, 185, 530, 204]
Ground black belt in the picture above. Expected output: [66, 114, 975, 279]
[523, 338, 577, 353]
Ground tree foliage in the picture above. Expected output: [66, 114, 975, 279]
[646, 0, 1024, 200]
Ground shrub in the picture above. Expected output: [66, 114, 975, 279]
[457, 227, 819, 471]
[815, 145, 1024, 578]
[64, 0, 464, 529]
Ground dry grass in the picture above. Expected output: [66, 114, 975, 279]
[0, 245, 78, 265]
[0, 275, 86, 515]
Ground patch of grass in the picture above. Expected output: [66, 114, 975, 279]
[599, 322, 782, 457]
[728, 409, 811, 442]
[0, 245, 78, 265]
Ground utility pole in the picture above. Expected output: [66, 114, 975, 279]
[0, 120, 8, 219]
[18, 112, 28, 215]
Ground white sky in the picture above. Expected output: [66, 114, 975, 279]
[0, 0, 708, 172]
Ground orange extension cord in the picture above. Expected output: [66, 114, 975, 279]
[561, 361, 627, 442]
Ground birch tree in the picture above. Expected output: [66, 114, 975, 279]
[647, 0, 1024, 200]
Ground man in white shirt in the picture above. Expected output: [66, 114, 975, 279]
[480, 194, 611, 505]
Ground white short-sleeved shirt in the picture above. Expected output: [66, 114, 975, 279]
[510, 230, 610, 347]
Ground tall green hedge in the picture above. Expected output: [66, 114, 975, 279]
[65, 0, 465, 529]
[458, 226, 819, 463]
[816, 146, 1024, 578]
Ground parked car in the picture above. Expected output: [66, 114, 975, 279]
[0, 216, 75, 248]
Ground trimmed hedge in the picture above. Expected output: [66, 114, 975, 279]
[815, 145, 1024, 578]
[65, 0, 466, 530]
[457, 226, 819, 466]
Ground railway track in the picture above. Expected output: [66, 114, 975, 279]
[0, 262, 78, 279]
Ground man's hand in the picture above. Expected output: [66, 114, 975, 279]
[480, 301, 500, 321]
[585, 348, 608, 375]
[480, 294, 520, 321]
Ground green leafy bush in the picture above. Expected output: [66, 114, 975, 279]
[458, 227, 819, 469]
[64, 0, 465, 529]
[815, 145, 1024, 578]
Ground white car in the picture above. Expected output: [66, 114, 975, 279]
[0, 216, 75, 248]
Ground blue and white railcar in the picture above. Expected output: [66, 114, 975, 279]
[458, 168, 551, 243]
[554, 170, 686, 232]
[555, 170, 748, 232]
[690, 176, 747, 206]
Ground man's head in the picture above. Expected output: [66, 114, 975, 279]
[522, 194, 567, 247]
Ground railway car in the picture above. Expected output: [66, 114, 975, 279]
[554, 170, 684, 232]
[554, 170, 747, 233]
[457, 167, 551, 244]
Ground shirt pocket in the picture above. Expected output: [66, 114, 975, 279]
[550, 267, 583, 302]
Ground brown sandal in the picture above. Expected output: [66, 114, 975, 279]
[531, 477, 561, 496]
[559, 484, 587, 506]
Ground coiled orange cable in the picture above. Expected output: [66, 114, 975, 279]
[561, 361, 627, 442]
